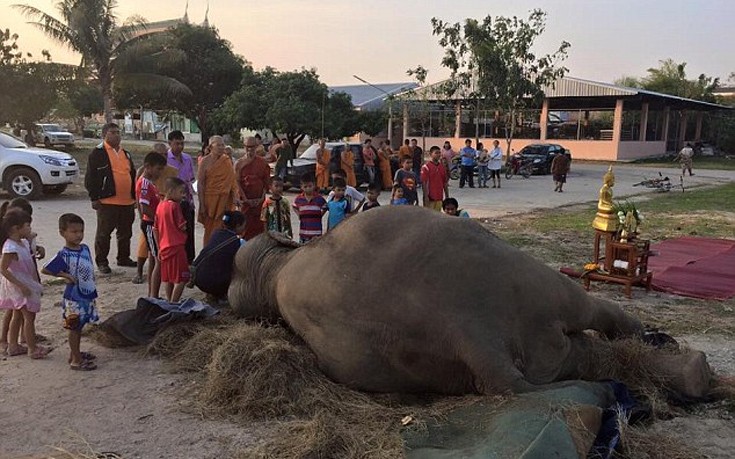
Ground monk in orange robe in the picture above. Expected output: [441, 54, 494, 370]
[341, 145, 357, 187]
[197, 136, 239, 245]
[377, 142, 393, 190]
[235, 136, 271, 241]
[315, 139, 331, 191]
[398, 139, 413, 163]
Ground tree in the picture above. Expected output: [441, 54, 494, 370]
[431, 9, 570, 157]
[0, 29, 59, 133]
[214, 68, 362, 152]
[641, 59, 719, 102]
[14, 0, 189, 122]
[114, 23, 244, 144]
[614, 75, 642, 88]
[405, 65, 432, 151]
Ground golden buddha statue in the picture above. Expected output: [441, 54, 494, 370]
[592, 166, 619, 232]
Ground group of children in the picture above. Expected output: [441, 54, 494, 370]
[135, 152, 193, 303]
[0, 198, 99, 370]
[259, 162, 469, 244]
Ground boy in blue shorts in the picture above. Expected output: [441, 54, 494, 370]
[42, 213, 99, 371]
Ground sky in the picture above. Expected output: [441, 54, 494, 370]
[2, 0, 734, 87]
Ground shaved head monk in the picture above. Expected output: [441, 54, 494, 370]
[197, 135, 239, 245]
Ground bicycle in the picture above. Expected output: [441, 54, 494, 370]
[633, 172, 684, 192]
[504, 154, 533, 179]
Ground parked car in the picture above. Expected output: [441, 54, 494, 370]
[0, 132, 79, 199]
[34, 123, 75, 148]
[278, 142, 369, 190]
[516, 143, 572, 175]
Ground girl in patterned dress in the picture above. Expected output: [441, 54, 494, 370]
[42, 214, 99, 370]
[0, 209, 46, 359]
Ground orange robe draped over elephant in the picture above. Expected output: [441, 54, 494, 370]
[341, 149, 357, 187]
[199, 154, 238, 245]
[316, 147, 331, 190]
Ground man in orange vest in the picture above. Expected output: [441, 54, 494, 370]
[84, 123, 137, 274]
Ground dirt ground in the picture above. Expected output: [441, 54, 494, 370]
[2, 164, 734, 458]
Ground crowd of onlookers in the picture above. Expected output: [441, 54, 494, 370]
[0, 124, 479, 372]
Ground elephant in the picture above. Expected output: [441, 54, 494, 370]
[228, 206, 666, 395]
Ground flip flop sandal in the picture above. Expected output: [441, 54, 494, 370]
[7, 345, 28, 357]
[30, 348, 48, 360]
[68, 352, 97, 363]
[70, 360, 97, 371]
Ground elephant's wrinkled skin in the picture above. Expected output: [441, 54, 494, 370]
[229, 206, 644, 395]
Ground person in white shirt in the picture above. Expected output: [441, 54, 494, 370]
[674, 143, 694, 176]
[488, 140, 504, 188]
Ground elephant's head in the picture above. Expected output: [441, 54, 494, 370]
[228, 231, 299, 320]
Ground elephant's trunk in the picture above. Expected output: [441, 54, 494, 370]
[228, 232, 298, 319]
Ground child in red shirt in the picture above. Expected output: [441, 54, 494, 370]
[135, 152, 166, 298]
[154, 177, 189, 302]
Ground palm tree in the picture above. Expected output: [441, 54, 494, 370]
[14, 0, 189, 123]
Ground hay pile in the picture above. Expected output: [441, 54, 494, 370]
[147, 317, 732, 458]
[147, 314, 460, 458]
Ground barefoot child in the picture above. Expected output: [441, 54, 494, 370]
[42, 214, 99, 370]
[136, 152, 166, 298]
[0, 209, 46, 359]
[155, 177, 190, 302]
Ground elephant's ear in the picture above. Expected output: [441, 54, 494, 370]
[266, 231, 302, 249]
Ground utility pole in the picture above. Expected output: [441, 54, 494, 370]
[353, 75, 395, 144]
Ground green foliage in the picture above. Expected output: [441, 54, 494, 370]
[359, 109, 389, 137]
[0, 29, 58, 129]
[213, 68, 361, 151]
[115, 23, 244, 142]
[404, 65, 432, 148]
[430, 9, 570, 151]
[641, 59, 719, 102]
[14, 0, 190, 122]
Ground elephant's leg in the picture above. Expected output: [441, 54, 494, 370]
[580, 299, 643, 339]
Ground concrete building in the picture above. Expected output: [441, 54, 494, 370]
[400, 76, 731, 160]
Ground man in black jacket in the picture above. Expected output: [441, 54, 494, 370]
[84, 123, 137, 274]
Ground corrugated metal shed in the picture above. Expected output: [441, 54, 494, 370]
[543, 77, 637, 97]
[329, 83, 418, 111]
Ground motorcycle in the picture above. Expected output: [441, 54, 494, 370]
[448, 156, 461, 180]
[504, 153, 532, 179]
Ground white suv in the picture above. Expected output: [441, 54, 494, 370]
[0, 132, 79, 199]
[35, 123, 75, 148]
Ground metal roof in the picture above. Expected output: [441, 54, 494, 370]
[547, 76, 730, 109]
[404, 76, 730, 110]
[329, 82, 418, 110]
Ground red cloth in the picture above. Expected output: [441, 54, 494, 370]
[648, 237, 735, 300]
[159, 245, 190, 283]
[155, 200, 187, 250]
[420, 160, 448, 201]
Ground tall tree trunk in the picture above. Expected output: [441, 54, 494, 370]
[100, 74, 113, 124]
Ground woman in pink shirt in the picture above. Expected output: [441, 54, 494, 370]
[441, 141, 457, 176]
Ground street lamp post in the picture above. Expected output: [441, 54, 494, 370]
[353, 74, 394, 145]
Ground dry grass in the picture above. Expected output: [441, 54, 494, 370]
[146, 317, 472, 458]
[142, 314, 734, 459]
[615, 425, 708, 459]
